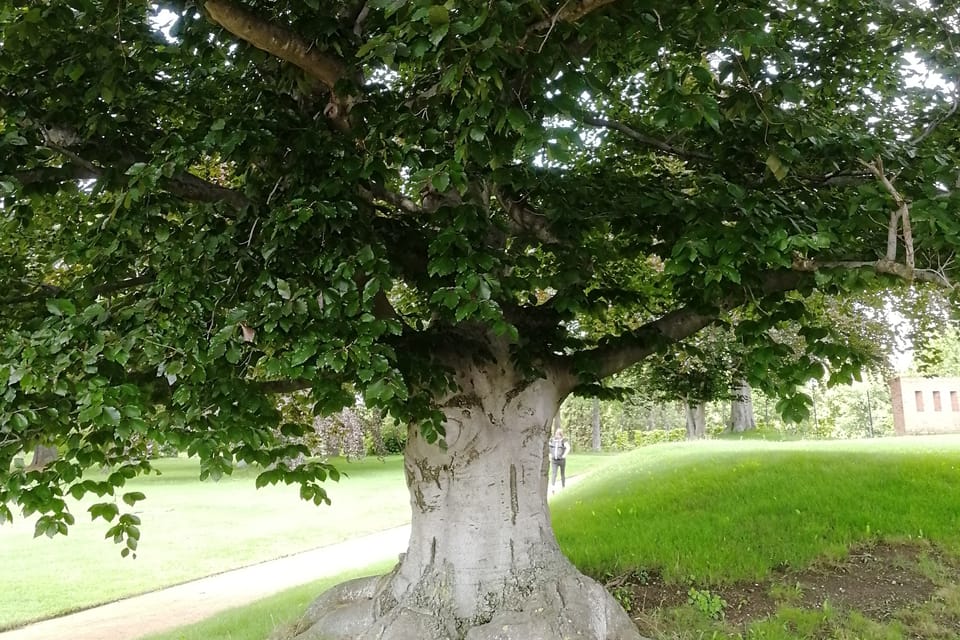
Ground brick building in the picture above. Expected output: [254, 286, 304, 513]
[889, 376, 960, 435]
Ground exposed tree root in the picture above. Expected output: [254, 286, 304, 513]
[284, 565, 646, 640]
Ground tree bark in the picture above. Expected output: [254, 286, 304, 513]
[28, 445, 58, 470]
[728, 380, 757, 433]
[288, 336, 643, 640]
[684, 400, 706, 440]
[591, 397, 602, 452]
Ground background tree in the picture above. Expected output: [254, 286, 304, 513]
[636, 326, 738, 439]
[916, 327, 960, 377]
[905, 286, 960, 377]
[728, 379, 757, 434]
[2, 2, 959, 638]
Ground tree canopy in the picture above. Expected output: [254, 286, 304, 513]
[2, 1, 960, 636]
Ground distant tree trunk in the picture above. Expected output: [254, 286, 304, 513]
[684, 400, 706, 440]
[29, 445, 58, 470]
[728, 380, 757, 433]
[591, 397, 602, 451]
[365, 408, 387, 456]
[315, 415, 342, 458]
[338, 408, 366, 459]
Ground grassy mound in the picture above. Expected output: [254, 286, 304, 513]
[553, 437, 960, 584]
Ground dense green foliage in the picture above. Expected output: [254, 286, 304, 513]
[915, 326, 960, 378]
[1, 0, 959, 547]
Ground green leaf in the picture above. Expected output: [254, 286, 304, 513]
[765, 154, 789, 181]
[276, 279, 292, 300]
[102, 406, 121, 426]
[507, 108, 528, 131]
[46, 299, 76, 317]
[432, 171, 451, 192]
[428, 5, 449, 25]
[122, 491, 146, 507]
[89, 502, 119, 522]
[429, 23, 449, 46]
[780, 82, 801, 104]
[66, 64, 85, 81]
[289, 342, 317, 366]
[125, 162, 147, 176]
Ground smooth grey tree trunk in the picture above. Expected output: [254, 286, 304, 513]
[591, 397, 602, 452]
[728, 380, 756, 433]
[684, 400, 706, 440]
[29, 445, 58, 470]
[289, 336, 644, 640]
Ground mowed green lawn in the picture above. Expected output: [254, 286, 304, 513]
[0, 452, 608, 629]
[0, 455, 410, 629]
[149, 435, 960, 640]
[553, 435, 960, 583]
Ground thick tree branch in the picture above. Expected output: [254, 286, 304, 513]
[791, 257, 952, 288]
[568, 252, 955, 388]
[859, 156, 914, 269]
[1, 273, 154, 307]
[583, 307, 720, 383]
[568, 271, 808, 387]
[529, 0, 620, 33]
[34, 132, 251, 212]
[14, 165, 100, 185]
[164, 170, 251, 211]
[203, 0, 353, 130]
[257, 379, 313, 394]
[801, 170, 873, 188]
[582, 116, 712, 161]
[358, 184, 422, 215]
[493, 188, 561, 245]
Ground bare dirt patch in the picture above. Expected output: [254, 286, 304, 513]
[793, 544, 941, 621]
[610, 541, 960, 638]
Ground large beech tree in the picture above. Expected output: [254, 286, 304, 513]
[2, 1, 959, 638]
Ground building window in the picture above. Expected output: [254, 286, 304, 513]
[952, 391, 959, 412]
[933, 391, 942, 412]
[915, 390, 924, 412]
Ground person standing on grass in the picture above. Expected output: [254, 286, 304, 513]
[549, 429, 570, 489]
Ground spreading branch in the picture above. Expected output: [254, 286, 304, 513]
[14, 165, 99, 185]
[859, 156, 914, 269]
[493, 188, 561, 245]
[529, 0, 620, 33]
[582, 116, 712, 161]
[203, 0, 353, 130]
[569, 249, 956, 387]
[571, 270, 808, 385]
[33, 128, 251, 212]
[1, 273, 154, 307]
[358, 184, 422, 215]
[790, 257, 952, 289]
